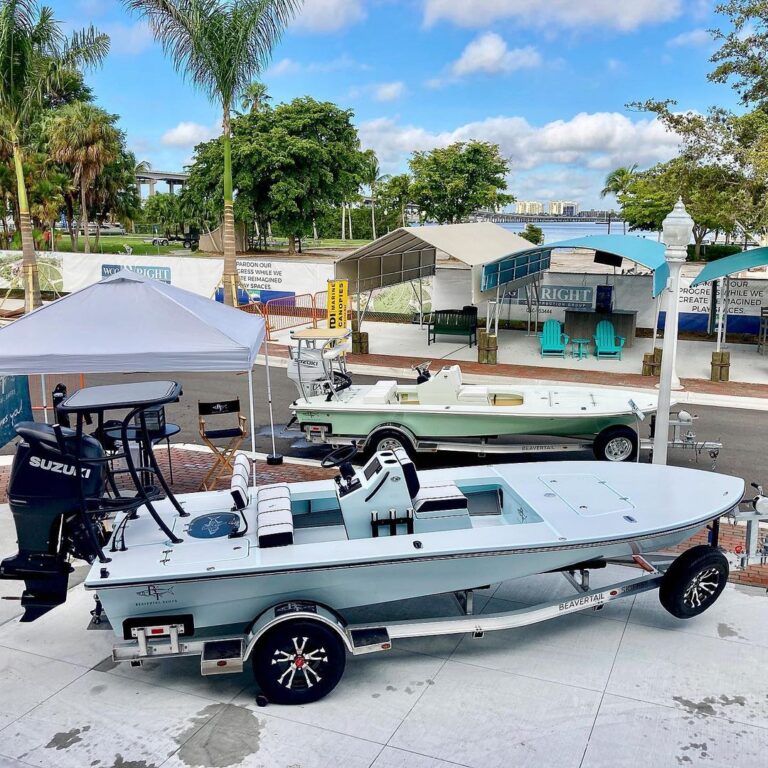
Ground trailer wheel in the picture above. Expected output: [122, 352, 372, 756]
[659, 545, 728, 619]
[252, 619, 346, 705]
[593, 426, 638, 462]
[366, 429, 415, 459]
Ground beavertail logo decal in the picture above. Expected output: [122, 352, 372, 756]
[136, 585, 175, 601]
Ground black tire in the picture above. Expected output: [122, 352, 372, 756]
[593, 425, 638, 462]
[252, 619, 346, 705]
[366, 428, 416, 459]
[659, 545, 729, 619]
[183, 239, 192, 249]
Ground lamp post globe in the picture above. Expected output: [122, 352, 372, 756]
[653, 198, 694, 465]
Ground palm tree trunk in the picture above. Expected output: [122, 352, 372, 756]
[341, 204, 346, 240]
[12, 141, 41, 312]
[80, 178, 90, 253]
[371, 195, 376, 240]
[348, 206, 353, 239]
[312, 219, 318, 240]
[221, 107, 238, 307]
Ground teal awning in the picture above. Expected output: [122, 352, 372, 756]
[692, 247, 767, 285]
[481, 234, 669, 297]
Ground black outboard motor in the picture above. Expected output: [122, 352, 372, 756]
[0, 422, 107, 621]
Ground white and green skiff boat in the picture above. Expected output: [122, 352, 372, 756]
[287, 329, 661, 462]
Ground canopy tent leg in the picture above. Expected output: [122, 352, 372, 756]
[262, 342, 282, 466]
[715, 277, 724, 353]
[40, 374, 48, 424]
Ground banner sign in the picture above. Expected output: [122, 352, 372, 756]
[0, 375, 33, 449]
[326, 279, 349, 329]
[503, 284, 594, 310]
[101, 264, 171, 283]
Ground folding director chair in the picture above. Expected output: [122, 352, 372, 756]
[198, 398, 247, 490]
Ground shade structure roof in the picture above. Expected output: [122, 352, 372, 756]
[335, 223, 533, 293]
[481, 234, 670, 297]
[0, 269, 266, 375]
[692, 247, 768, 285]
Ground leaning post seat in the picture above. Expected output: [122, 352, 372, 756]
[256, 484, 294, 547]
[230, 454, 251, 511]
[391, 446, 468, 514]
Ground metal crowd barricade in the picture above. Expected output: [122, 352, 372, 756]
[261, 293, 316, 340]
[28, 373, 86, 423]
[313, 290, 328, 327]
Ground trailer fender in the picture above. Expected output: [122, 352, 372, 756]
[364, 424, 418, 457]
[243, 601, 351, 661]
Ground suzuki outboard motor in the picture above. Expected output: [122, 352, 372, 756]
[0, 422, 107, 621]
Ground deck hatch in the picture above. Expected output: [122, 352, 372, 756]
[538, 474, 635, 517]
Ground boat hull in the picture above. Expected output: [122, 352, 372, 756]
[92, 523, 701, 636]
[294, 403, 641, 441]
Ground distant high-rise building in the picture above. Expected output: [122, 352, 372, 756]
[515, 200, 545, 214]
[549, 200, 579, 216]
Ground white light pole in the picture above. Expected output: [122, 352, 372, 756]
[653, 198, 694, 465]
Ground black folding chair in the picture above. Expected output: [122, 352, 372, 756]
[198, 399, 247, 490]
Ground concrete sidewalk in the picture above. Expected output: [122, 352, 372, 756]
[0, 557, 765, 768]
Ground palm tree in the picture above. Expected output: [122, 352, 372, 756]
[240, 81, 271, 114]
[125, 0, 301, 306]
[0, 0, 108, 311]
[361, 149, 389, 240]
[48, 103, 121, 253]
[601, 164, 638, 234]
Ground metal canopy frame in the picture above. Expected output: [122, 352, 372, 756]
[481, 235, 670, 298]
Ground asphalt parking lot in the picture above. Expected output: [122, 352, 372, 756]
[0, 369, 766, 767]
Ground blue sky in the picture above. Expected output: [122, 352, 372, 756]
[50, 0, 739, 207]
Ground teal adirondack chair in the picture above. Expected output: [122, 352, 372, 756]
[538, 319, 569, 358]
[594, 320, 625, 360]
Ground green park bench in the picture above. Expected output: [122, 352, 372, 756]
[427, 307, 478, 348]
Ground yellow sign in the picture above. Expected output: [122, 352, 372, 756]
[326, 279, 348, 330]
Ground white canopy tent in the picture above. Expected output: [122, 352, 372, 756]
[0, 269, 273, 460]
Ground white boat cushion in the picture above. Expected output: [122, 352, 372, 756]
[414, 483, 468, 514]
[230, 454, 251, 511]
[457, 386, 490, 404]
[363, 380, 397, 405]
[256, 484, 293, 547]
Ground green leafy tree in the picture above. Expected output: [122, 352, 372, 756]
[620, 159, 743, 256]
[519, 223, 544, 245]
[379, 173, 412, 227]
[142, 192, 182, 237]
[409, 141, 513, 224]
[48, 103, 121, 252]
[710, 1, 768, 106]
[0, 0, 108, 309]
[600, 164, 638, 233]
[125, 0, 300, 305]
[91, 146, 143, 242]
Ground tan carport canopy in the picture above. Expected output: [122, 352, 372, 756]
[335, 222, 533, 293]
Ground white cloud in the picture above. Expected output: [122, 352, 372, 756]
[667, 28, 711, 47]
[101, 22, 155, 56]
[452, 33, 542, 76]
[268, 54, 360, 76]
[293, 0, 366, 33]
[374, 82, 406, 101]
[423, 0, 683, 32]
[161, 122, 219, 148]
[358, 111, 681, 204]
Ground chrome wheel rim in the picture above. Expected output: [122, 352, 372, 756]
[271, 635, 328, 691]
[378, 436, 404, 452]
[605, 437, 633, 461]
[683, 567, 721, 609]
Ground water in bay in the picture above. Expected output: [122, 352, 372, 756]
[499, 220, 658, 245]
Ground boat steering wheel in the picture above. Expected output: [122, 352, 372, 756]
[412, 361, 432, 384]
[321, 445, 358, 468]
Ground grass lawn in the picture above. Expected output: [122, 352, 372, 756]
[48, 233, 186, 256]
